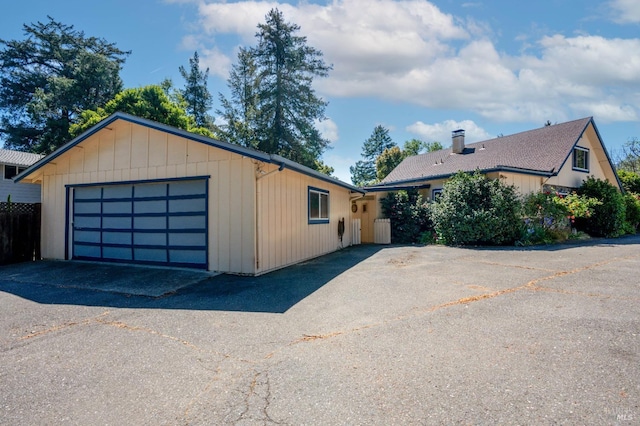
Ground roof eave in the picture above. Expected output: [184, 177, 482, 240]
[14, 112, 363, 193]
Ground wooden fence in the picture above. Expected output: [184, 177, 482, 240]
[0, 202, 41, 265]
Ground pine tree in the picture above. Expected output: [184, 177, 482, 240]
[179, 51, 214, 129]
[217, 47, 261, 149]
[350, 125, 396, 186]
[219, 9, 332, 169]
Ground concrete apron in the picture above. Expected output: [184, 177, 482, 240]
[0, 260, 217, 297]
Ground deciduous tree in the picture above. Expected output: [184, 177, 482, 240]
[70, 85, 212, 137]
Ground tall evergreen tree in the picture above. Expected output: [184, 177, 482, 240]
[0, 17, 129, 153]
[217, 47, 260, 149]
[219, 9, 332, 169]
[350, 125, 396, 186]
[179, 51, 214, 128]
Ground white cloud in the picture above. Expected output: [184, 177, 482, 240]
[316, 118, 339, 143]
[610, 0, 640, 23]
[406, 119, 491, 144]
[184, 0, 640, 125]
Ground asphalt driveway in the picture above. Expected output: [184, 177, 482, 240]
[1, 237, 639, 425]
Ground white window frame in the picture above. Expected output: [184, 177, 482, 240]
[308, 187, 329, 224]
[572, 147, 589, 172]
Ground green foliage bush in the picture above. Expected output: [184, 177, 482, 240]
[623, 193, 640, 233]
[380, 190, 432, 244]
[575, 176, 626, 237]
[430, 171, 522, 245]
[520, 190, 600, 244]
[618, 170, 640, 194]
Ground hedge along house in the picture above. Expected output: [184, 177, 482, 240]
[357, 117, 621, 243]
[15, 112, 364, 275]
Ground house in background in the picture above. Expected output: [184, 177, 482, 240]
[16, 112, 364, 275]
[0, 149, 43, 203]
[355, 117, 621, 243]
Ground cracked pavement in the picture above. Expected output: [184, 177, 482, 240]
[1, 236, 639, 425]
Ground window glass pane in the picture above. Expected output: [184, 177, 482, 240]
[320, 193, 329, 218]
[309, 191, 320, 219]
[4, 165, 17, 180]
[574, 148, 588, 170]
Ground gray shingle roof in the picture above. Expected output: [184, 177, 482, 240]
[0, 149, 44, 167]
[380, 117, 593, 185]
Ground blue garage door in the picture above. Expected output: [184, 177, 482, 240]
[72, 178, 208, 269]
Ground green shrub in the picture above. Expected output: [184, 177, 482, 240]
[380, 190, 432, 244]
[575, 176, 626, 237]
[618, 170, 640, 194]
[623, 193, 640, 233]
[520, 189, 600, 244]
[430, 171, 522, 245]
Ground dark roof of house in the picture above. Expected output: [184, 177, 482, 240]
[15, 112, 364, 194]
[378, 117, 595, 186]
[0, 149, 44, 167]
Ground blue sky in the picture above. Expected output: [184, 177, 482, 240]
[2, 0, 639, 183]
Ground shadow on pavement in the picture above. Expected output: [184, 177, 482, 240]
[0, 245, 384, 314]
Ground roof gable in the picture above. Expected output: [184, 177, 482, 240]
[15, 112, 363, 193]
[380, 117, 596, 185]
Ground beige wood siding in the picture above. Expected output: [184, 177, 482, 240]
[32, 119, 256, 275]
[547, 124, 619, 190]
[255, 164, 353, 274]
[486, 172, 542, 195]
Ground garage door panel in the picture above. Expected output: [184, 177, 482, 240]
[74, 244, 101, 258]
[134, 232, 166, 246]
[169, 198, 205, 213]
[103, 246, 132, 260]
[135, 248, 167, 262]
[169, 180, 205, 196]
[103, 185, 132, 198]
[75, 216, 101, 228]
[135, 184, 166, 197]
[134, 216, 167, 230]
[103, 231, 131, 245]
[73, 179, 207, 269]
[74, 202, 101, 214]
[170, 250, 206, 264]
[169, 233, 206, 246]
[135, 200, 166, 214]
[103, 201, 132, 214]
[75, 230, 100, 243]
[102, 216, 131, 229]
[75, 187, 102, 199]
[169, 215, 205, 229]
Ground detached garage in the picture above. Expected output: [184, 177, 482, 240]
[16, 112, 363, 275]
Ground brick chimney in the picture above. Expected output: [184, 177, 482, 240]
[452, 129, 465, 154]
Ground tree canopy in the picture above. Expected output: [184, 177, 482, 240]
[70, 85, 213, 138]
[0, 17, 129, 153]
[350, 125, 396, 186]
[218, 9, 332, 169]
[179, 51, 214, 129]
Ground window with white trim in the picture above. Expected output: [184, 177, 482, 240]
[308, 187, 329, 223]
[432, 188, 443, 201]
[3, 165, 26, 180]
[572, 147, 589, 172]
